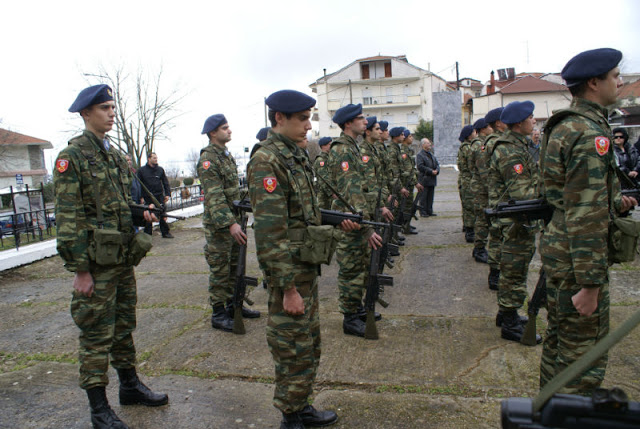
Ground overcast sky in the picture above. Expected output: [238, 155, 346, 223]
[2, 0, 639, 175]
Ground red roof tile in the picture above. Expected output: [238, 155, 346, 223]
[499, 75, 567, 94]
[619, 79, 640, 98]
[0, 128, 52, 147]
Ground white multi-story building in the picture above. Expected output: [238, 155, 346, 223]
[309, 55, 451, 138]
[0, 128, 52, 189]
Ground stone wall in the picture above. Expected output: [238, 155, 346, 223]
[432, 91, 462, 166]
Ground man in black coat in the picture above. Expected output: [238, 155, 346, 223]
[416, 138, 440, 217]
[137, 152, 173, 238]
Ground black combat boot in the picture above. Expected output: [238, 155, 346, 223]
[464, 227, 475, 243]
[390, 246, 400, 257]
[473, 247, 488, 263]
[488, 268, 500, 290]
[211, 305, 234, 332]
[225, 303, 261, 319]
[495, 311, 528, 327]
[343, 313, 366, 337]
[280, 412, 305, 429]
[298, 405, 339, 427]
[117, 368, 169, 406]
[86, 386, 129, 429]
[357, 305, 381, 322]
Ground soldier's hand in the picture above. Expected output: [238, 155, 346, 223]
[339, 219, 360, 232]
[571, 287, 600, 317]
[629, 171, 638, 178]
[621, 195, 638, 212]
[283, 287, 304, 315]
[367, 231, 383, 250]
[230, 223, 247, 245]
[74, 271, 95, 297]
[381, 207, 394, 222]
[401, 188, 410, 198]
[145, 203, 159, 222]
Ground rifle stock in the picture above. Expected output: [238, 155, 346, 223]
[232, 199, 258, 335]
[484, 199, 554, 224]
[129, 203, 186, 220]
[521, 269, 547, 346]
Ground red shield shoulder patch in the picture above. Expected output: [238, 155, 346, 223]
[56, 159, 69, 173]
[341, 161, 349, 172]
[402, 153, 407, 159]
[362, 155, 370, 163]
[263, 177, 277, 193]
[319, 161, 325, 167]
[203, 160, 211, 170]
[513, 164, 524, 174]
[594, 136, 610, 156]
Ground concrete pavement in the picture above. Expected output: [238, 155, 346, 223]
[0, 167, 638, 428]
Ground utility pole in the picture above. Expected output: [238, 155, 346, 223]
[348, 79, 353, 103]
[456, 61, 460, 90]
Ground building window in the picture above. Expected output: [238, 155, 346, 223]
[386, 87, 393, 103]
[361, 64, 370, 80]
[384, 62, 392, 78]
[382, 114, 394, 126]
[407, 113, 418, 125]
[362, 89, 373, 105]
[402, 86, 410, 103]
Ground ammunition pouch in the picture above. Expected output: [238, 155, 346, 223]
[88, 229, 126, 266]
[290, 225, 337, 265]
[364, 192, 378, 216]
[609, 216, 640, 264]
[128, 231, 153, 266]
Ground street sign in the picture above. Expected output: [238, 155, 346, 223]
[15, 174, 23, 185]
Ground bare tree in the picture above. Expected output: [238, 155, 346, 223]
[185, 148, 200, 178]
[83, 64, 185, 167]
[165, 166, 181, 180]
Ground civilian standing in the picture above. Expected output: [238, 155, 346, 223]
[416, 138, 439, 217]
[137, 152, 173, 238]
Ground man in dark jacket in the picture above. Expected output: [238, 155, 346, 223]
[416, 138, 439, 217]
[612, 127, 640, 185]
[137, 152, 173, 238]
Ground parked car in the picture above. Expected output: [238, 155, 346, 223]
[0, 213, 28, 236]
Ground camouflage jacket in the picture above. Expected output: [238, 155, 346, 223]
[387, 141, 403, 191]
[469, 136, 486, 183]
[457, 141, 473, 184]
[541, 97, 623, 285]
[400, 143, 418, 188]
[313, 151, 333, 200]
[329, 133, 371, 217]
[54, 130, 133, 272]
[475, 131, 503, 197]
[247, 132, 320, 291]
[488, 130, 542, 224]
[198, 142, 240, 229]
[374, 141, 393, 197]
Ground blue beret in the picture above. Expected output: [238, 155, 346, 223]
[500, 101, 535, 125]
[459, 125, 474, 142]
[366, 116, 378, 130]
[378, 120, 389, 131]
[389, 127, 405, 138]
[69, 84, 114, 113]
[201, 114, 228, 134]
[485, 107, 504, 124]
[332, 103, 363, 125]
[265, 90, 316, 113]
[403, 129, 411, 138]
[318, 137, 332, 147]
[256, 127, 270, 141]
[561, 48, 622, 88]
[473, 118, 487, 130]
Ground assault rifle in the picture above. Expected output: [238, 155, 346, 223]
[521, 269, 547, 346]
[231, 198, 258, 335]
[128, 203, 186, 221]
[406, 190, 423, 220]
[501, 308, 640, 428]
[484, 199, 554, 225]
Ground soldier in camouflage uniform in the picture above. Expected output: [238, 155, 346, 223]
[387, 127, 409, 243]
[374, 120, 395, 201]
[313, 137, 334, 210]
[469, 118, 493, 263]
[400, 130, 423, 234]
[329, 104, 384, 338]
[55, 85, 167, 429]
[482, 108, 507, 290]
[457, 125, 476, 243]
[198, 114, 260, 332]
[539, 48, 637, 394]
[248, 90, 344, 429]
[361, 117, 394, 221]
[488, 101, 542, 343]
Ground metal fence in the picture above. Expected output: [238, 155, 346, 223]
[165, 184, 204, 211]
[0, 184, 55, 250]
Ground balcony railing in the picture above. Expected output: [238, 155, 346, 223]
[328, 95, 421, 111]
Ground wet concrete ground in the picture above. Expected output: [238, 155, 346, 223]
[0, 167, 638, 428]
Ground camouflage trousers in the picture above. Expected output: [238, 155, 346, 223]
[473, 189, 489, 250]
[487, 219, 503, 269]
[458, 180, 475, 228]
[336, 229, 370, 314]
[267, 277, 320, 413]
[497, 225, 536, 311]
[204, 226, 239, 307]
[402, 189, 415, 233]
[540, 276, 610, 394]
[71, 263, 137, 390]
